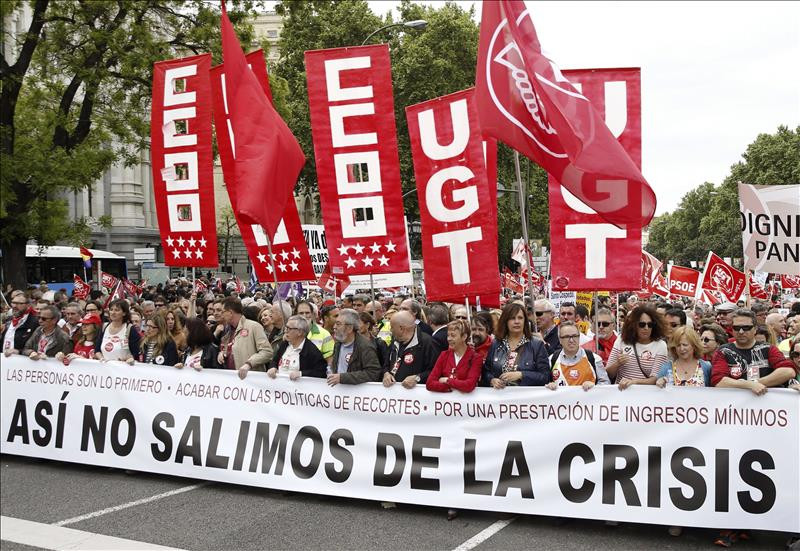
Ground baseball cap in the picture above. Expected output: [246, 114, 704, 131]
[80, 313, 102, 325]
[716, 302, 736, 313]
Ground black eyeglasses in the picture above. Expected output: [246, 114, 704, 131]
[701, 337, 714, 343]
[638, 321, 654, 329]
[39, 316, 54, 321]
[597, 321, 612, 327]
[454, 315, 468, 320]
[534, 311, 548, 317]
[732, 325, 754, 332]
[559, 334, 580, 340]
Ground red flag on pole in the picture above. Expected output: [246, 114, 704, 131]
[73, 275, 91, 299]
[475, 0, 656, 228]
[219, 2, 305, 240]
[318, 262, 350, 297]
[698, 252, 747, 303]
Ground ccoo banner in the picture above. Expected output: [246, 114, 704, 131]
[548, 68, 643, 291]
[406, 88, 501, 302]
[738, 183, 800, 276]
[151, 54, 218, 267]
[305, 44, 410, 277]
[2, 356, 798, 532]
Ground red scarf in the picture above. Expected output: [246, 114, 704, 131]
[11, 307, 35, 327]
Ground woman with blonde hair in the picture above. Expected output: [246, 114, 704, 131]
[139, 312, 179, 366]
[656, 326, 712, 388]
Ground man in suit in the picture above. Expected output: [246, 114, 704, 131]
[327, 308, 382, 386]
[399, 298, 433, 335]
[427, 303, 450, 360]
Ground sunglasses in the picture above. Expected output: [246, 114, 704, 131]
[596, 321, 612, 327]
[39, 316, 54, 321]
[454, 315, 468, 320]
[732, 325, 754, 332]
[534, 311, 548, 317]
[638, 321, 654, 329]
[701, 337, 714, 343]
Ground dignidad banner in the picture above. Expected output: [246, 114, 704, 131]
[3, 356, 797, 532]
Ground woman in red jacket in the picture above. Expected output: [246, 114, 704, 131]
[426, 319, 482, 394]
[426, 318, 482, 522]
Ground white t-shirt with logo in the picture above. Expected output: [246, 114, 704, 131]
[100, 323, 131, 361]
[278, 341, 304, 372]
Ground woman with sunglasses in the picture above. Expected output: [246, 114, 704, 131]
[698, 323, 728, 361]
[138, 312, 179, 366]
[606, 304, 668, 389]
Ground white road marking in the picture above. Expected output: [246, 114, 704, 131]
[1, 515, 187, 550]
[452, 516, 517, 551]
[53, 482, 210, 527]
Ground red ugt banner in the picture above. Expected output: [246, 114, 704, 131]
[548, 68, 643, 291]
[210, 51, 316, 282]
[305, 45, 410, 276]
[406, 88, 501, 302]
[151, 54, 218, 267]
[667, 265, 701, 298]
[699, 251, 746, 303]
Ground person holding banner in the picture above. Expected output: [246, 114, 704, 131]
[606, 305, 668, 388]
[22, 305, 72, 359]
[268, 315, 327, 380]
[94, 299, 140, 364]
[56, 313, 102, 363]
[482, 303, 550, 389]
[382, 311, 436, 389]
[546, 321, 609, 390]
[711, 309, 796, 394]
[174, 318, 220, 371]
[327, 309, 382, 386]
[219, 297, 272, 380]
[656, 327, 712, 389]
[2, 292, 38, 357]
[427, 319, 482, 394]
[137, 312, 179, 367]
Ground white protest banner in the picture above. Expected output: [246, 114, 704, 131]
[738, 183, 800, 276]
[2, 356, 798, 532]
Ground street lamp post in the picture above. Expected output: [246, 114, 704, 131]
[361, 20, 427, 46]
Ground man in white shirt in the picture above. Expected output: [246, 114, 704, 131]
[268, 315, 327, 380]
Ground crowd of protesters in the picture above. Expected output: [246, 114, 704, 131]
[2, 277, 799, 544]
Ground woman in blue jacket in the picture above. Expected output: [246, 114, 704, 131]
[482, 303, 550, 388]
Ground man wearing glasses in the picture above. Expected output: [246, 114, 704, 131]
[268, 315, 327, 380]
[711, 309, 796, 394]
[593, 308, 618, 365]
[3, 292, 39, 357]
[533, 298, 560, 356]
[546, 321, 609, 390]
[22, 305, 72, 359]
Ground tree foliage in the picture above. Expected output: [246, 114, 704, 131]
[0, 0, 263, 288]
[646, 125, 799, 265]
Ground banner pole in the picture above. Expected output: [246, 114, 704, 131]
[369, 273, 375, 305]
[465, 297, 471, 324]
[593, 291, 599, 352]
[745, 270, 751, 308]
[514, 151, 536, 313]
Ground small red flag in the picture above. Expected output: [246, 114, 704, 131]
[219, 1, 305, 240]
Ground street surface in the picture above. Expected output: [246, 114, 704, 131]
[0, 454, 791, 550]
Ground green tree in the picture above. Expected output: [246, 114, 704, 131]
[0, 0, 263, 289]
[646, 126, 799, 265]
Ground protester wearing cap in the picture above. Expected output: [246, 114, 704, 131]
[3, 292, 38, 357]
[327, 308, 382, 386]
[57, 313, 102, 363]
[383, 311, 436, 389]
[23, 304, 71, 359]
[606, 304, 668, 388]
[711, 309, 795, 393]
[715, 302, 737, 339]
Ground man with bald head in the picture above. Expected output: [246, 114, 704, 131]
[383, 310, 436, 389]
[765, 312, 786, 341]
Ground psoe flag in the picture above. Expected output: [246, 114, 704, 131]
[738, 183, 800, 276]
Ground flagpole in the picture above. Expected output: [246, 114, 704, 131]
[514, 151, 536, 311]
[593, 291, 599, 352]
[465, 297, 471, 324]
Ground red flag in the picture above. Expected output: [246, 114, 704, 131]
[318, 261, 350, 297]
[220, 2, 305, 240]
[100, 271, 118, 290]
[781, 275, 800, 289]
[641, 251, 663, 290]
[748, 273, 770, 300]
[475, 0, 656, 228]
[209, 50, 316, 283]
[651, 272, 670, 298]
[194, 279, 208, 294]
[72, 275, 91, 300]
[667, 265, 701, 298]
[122, 279, 141, 299]
[406, 88, 501, 302]
[103, 280, 126, 309]
[699, 252, 746, 303]
[502, 269, 524, 293]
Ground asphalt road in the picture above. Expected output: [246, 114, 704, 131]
[0, 454, 793, 550]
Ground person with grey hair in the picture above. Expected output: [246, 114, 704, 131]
[23, 305, 71, 359]
[269, 300, 293, 349]
[268, 315, 327, 380]
[427, 303, 451, 358]
[141, 300, 156, 331]
[399, 298, 432, 335]
[533, 298, 560, 356]
[365, 300, 391, 344]
[327, 308, 382, 386]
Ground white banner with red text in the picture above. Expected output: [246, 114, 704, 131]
[1, 356, 798, 532]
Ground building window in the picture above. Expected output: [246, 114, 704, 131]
[266, 29, 278, 38]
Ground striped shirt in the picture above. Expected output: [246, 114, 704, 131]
[607, 339, 668, 381]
